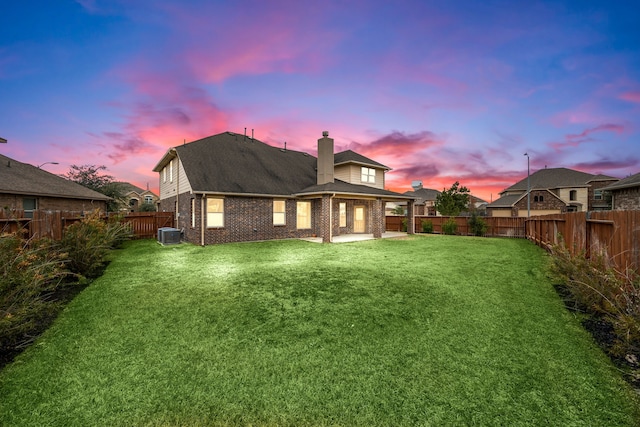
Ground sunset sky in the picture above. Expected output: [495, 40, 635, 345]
[1, 1, 639, 202]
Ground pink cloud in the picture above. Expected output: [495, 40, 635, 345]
[550, 123, 625, 151]
[347, 131, 442, 159]
[620, 91, 640, 103]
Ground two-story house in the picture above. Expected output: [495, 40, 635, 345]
[152, 131, 414, 244]
[486, 167, 618, 217]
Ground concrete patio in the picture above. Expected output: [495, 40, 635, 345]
[301, 231, 407, 243]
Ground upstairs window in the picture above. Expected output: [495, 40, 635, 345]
[169, 160, 174, 182]
[569, 190, 577, 201]
[361, 167, 376, 183]
[594, 190, 603, 200]
[273, 200, 286, 225]
[206, 198, 224, 228]
[144, 195, 154, 204]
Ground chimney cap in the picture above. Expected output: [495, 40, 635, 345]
[322, 131, 329, 137]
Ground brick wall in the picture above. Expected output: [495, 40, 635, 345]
[0, 194, 106, 213]
[613, 187, 640, 210]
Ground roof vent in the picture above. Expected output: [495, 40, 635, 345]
[411, 180, 423, 191]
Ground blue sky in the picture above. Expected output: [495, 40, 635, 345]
[1, 0, 639, 201]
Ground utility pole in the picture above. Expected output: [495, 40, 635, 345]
[524, 153, 530, 218]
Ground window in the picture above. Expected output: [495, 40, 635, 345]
[594, 190, 603, 200]
[533, 196, 538, 202]
[207, 198, 224, 228]
[273, 200, 286, 225]
[339, 202, 347, 227]
[169, 160, 174, 182]
[163, 167, 167, 183]
[569, 190, 577, 201]
[361, 167, 376, 183]
[23, 198, 36, 219]
[191, 198, 196, 228]
[539, 195, 544, 202]
[297, 201, 311, 229]
[144, 195, 153, 204]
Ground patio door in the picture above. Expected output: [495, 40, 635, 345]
[354, 205, 366, 233]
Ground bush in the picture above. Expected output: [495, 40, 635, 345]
[442, 218, 457, 235]
[468, 213, 488, 236]
[401, 218, 408, 232]
[421, 220, 434, 233]
[58, 210, 133, 278]
[1, 233, 69, 353]
[550, 240, 640, 359]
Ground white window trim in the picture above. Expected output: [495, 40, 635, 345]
[206, 197, 224, 228]
[361, 167, 376, 184]
[273, 200, 286, 226]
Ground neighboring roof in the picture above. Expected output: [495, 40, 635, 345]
[602, 172, 640, 191]
[403, 187, 440, 205]
[153, 132, 407, 199]
[487, 188, 566, 209]
[296, 179, 413, 200]
[117, 182, 157, 196]
[334, 150, 389, 170]
[117, 182, 145, 194]
[0, 154, 110, 201]
[502, 167, 618, 194]
[486, 194, 524, 208]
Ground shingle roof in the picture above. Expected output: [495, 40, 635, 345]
[0, 154, 111, 201]
[296, 179, 413, 199]
[485, 194, 524, 208]
[602, 171, 640, 191]
[503, 167, 618, 193]
[168, 132, 317, 195]
[334, 150, 389, 170]
[153, 132, 408, 199]
[403, 187, 440, 205]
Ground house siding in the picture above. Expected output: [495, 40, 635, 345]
[556, 187, 589, 210]
[334, 164, 385, 190]
[0, 194, 107, 213]
[159, 158, 191, 201]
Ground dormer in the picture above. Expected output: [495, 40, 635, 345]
[333, 150, 390, 190]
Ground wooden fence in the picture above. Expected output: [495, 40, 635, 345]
[0, 210, 174, 240]
[526, 210, 640, 274]
[386, 215, 526, 238]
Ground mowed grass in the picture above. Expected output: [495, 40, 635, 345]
[1, 235, 638, 426]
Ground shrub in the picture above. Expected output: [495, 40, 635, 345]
[1, 233, 69, 353]
[550, 240, 640, 359]
[421, 219, 434, 234]
[442, 218, 457, 235]
[58, 210, 133, 278]
[401, 218, 408, 232]
[468, 213, 488, 236]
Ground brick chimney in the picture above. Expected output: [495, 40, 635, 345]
[317, 131, 334, 185]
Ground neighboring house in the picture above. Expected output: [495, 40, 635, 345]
[601, 172, 640, 210]
[486, 167, 618, 217]
[0, 153, 110, 217]
[117, 182, 159, 212]
[152, 131, 414, 244]
[402, 182, 440, 215]
[398, 181, 487, 216]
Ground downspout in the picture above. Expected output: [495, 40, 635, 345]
[175, 151, 180, 229]
[200, 195, 205, 246]
[329, 193, 335, 242]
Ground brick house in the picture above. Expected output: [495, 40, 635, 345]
[602, 172, 640, 210]
[152, 131, 414, 244]
[486, 167, 618, 217]
[0, 153, 110, 217]
[117, 182, 159, 212]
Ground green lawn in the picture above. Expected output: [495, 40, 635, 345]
[1, 235, 638, 426]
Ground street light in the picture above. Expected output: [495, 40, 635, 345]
[37, 161, 59, 168]
[524, 153, 530, 218]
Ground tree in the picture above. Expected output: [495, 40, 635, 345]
[435, 181, 470, 216]
[63, 165, 126, 212]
